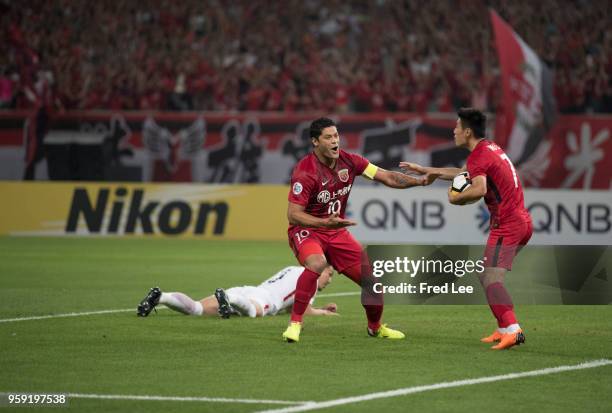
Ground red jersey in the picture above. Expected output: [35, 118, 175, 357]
[466, 140, 529, 225]
[288, 150, 369, 233]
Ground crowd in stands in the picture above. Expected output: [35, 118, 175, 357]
[1, 0, 611, 113]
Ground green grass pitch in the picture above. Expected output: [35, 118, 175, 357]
[0, 237, 611, 412]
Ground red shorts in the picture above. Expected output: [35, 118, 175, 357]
[484, 216, 533, 270]
[288, 227, 362, 273]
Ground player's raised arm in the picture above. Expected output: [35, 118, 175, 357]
[365, 162, 438, 188]
[371, 168, 426, 188]
[399, 161, 465, 181]
[448, 175, 487, 205]
[287, 202, 356, 229]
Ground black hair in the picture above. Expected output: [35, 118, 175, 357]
[457, 108, 486, 139]
[309, 117, 336, 139]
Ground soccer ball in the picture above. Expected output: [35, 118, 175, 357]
[451, 171, 471, 192]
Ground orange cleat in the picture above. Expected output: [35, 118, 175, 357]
[491, 329, 525, 350]
[481, 330, 504, 343]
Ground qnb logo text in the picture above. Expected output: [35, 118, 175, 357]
[528, 202, 610, 234]
[361, 199, 445, 230]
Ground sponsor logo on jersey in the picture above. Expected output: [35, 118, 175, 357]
[338, 169, 349, 182]
[331, 184, 352, 200]
[292, 182, 303, 195]
[317, 190, 331, 204]
[322, 179, 330, 186]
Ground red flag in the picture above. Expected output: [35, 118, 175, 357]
[490, 9, 557, 167]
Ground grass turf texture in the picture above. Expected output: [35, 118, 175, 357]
[0, 237, 610, 413]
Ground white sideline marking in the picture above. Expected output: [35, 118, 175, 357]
[68, 393, 313, 405]
[0, 292, 360, 324]
[0, 309, 135, 323]
[316, 291, 360, 298]
[255, 359, 612, 413]
[0, 392, 312, 405]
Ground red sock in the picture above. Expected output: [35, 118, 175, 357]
[485, 282, 517, 328]
[363, 304, 383, 332]
[343, 264, 383, 331]
[290, 268, 319, 323]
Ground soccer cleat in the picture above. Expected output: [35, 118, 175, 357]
[214, 288, 233, 319]
[137, 287, 161, 317]
[282, 322, 302, 343]
[367, 324, 405, 339]
[481, 330, 504, 343]
[491, 329, 525, 350]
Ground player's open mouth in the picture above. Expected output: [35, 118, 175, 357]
[331, 146, 338, 153]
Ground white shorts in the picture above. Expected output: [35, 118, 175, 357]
[226, 286, 277, 316]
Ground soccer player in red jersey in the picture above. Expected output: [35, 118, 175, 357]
[401, 108, 532, 350]
[283, 117, 435, 342]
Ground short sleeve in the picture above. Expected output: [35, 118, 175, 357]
[288, 169, 315, 206]
[466, 152, 488, 179]
[347, 152, 370, 175]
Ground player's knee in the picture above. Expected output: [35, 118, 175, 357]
[478, 268, 505, 288]
[304, 256, 328, 275]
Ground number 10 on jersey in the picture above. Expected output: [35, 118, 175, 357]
[328, 200, 341, 215]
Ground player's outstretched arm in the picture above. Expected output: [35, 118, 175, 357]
[304, 303, 338, 316]
[448, 175, 487, 205]
[288, 202, 356, 229]
[399, 161, 465, 181]
[372, 168, 430, 188]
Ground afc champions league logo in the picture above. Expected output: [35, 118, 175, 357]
[292, 182, 303, 195]
[338, 169, 349, 182]
[317, 190, 331, 204]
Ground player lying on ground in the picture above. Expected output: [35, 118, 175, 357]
[283, 117, 438, 343]
[400, 107, 533, 350]
[137, 265, 338, 318]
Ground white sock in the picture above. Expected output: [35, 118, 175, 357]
[226, 292, 257, 318]
[160, 292, 203, 316]
[506, 323, 521, 333]
[497, 327, 508, 334]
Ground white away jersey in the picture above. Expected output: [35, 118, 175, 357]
[257, 266, 316, 315]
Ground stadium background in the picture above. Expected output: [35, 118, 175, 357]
[0, 1, 611, 412]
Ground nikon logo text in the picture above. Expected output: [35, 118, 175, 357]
[65, 188, 228, 235]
